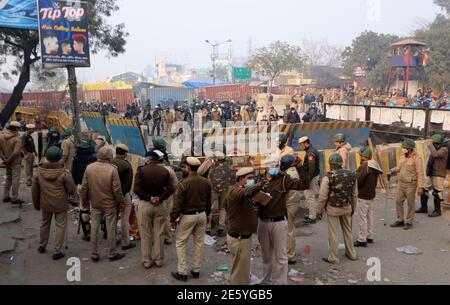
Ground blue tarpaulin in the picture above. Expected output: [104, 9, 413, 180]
[182, 78, 225, 88]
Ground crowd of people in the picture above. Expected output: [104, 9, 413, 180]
[1, 117, 448, 285]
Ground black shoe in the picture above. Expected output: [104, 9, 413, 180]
[288, 259, 297, 265]
[91, 256, 100, 263]
[38, 246, 46, 254]
[164, 239, 172, 245]
[354, 241, 367, 248]
[429, 211, 441, 218]
[390, 221, 405, 228]
[190, 270, 200, 279]
[322, 257, 336, 264]
[415, 208, 428, 214]
[52, 252, 65, 260]
[3, 197, 11, 203]
[109, 253, 125, 261]
[403, 224, 413, 230]
[121, 243, 136, 251]
[11, 199, 25, 205]
[217, 229, 226, 238]
[367, 239, 374, 244]
[82, 235, 91, 242]
[172, 272, 188, 282]
[205, 230, 212, 236]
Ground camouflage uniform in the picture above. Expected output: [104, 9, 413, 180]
[317, 168, 358, 264]
[206, 158, 235, 234]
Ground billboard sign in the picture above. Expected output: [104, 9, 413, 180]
[233, 67, 251, 81]
[0, 0, 38, 30]
[37, 0, 90, 68]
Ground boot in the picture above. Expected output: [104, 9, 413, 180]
[416, 193, 428, 213]
[429, 195, 442, 218]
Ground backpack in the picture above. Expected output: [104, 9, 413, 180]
[208, 159, 235, 193]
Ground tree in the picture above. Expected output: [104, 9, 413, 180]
[249, 41, 304, 93]
[30, 65, 67, 91]
[341, 31, 400, 88]
[0, 0, 128, 128]
[415, 0, 450, 92]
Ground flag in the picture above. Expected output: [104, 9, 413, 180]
[422, 50, 429, 66]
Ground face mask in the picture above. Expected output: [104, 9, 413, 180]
[268, 167, 280, 177]
[52, 133, 59, 137]
[402, 148, 409, 154]
[246, 179, 255, 188]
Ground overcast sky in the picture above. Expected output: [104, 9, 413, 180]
[1, 0, 444, 87]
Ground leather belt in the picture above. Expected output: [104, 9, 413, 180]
[228, 232, 252, 240]
[183, 210, 205, 215]
[260, 215, 288, 223]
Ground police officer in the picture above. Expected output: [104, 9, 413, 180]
[354, 148, 383, 247]
[280, 155, 301, 265]
[334, 133, 352, 170]
[317, 154, 358, 264]
[298, 136, 321, 225]
[111, 144, 135, 251]
[276, 134, 294, 158]
[0, 121, 24, 204]
[23, 124, 37, 186]
[418, 134, 448, 217]
[258, 156, 308, 285]
[389, 139, 424, 230]
[134, 151, 175, 268]
[226, 167, 267, 285]
[61, 128, 76, 173]
[170, 157, 212, 282]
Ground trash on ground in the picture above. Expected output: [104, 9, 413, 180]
[303, 245, 311, 254]
[347, 279, 358, 285]
[204, 235, 217, 246]
[396, 246, 422, 255]
[216, 263, 229, 271]
[290, 276, 304, 283]
[250, 274, 260, 285]
[288, 269, 302, 277]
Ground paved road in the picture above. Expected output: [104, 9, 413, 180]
[1, 168, 449, 285]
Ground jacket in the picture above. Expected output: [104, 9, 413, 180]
[391, 151, 424, 188]
[133, 163, 175, 202]
[357, 160, 383, 200]
[426, 144, 448, 178]
[61, 136, 76, 170]
[111, 156, 134, 195]
[23, 133, 36, 154]
[317, 172, 358, 217]
[336, 143, 352, 170]
[299, 145, 320, 182]
[72, 146, 97, 185]
[171, 172, 212, 222]
[0, 130, 22, 164]
[32, 162, 76, 213]
[79, 148, 125, 210]
[259, 173, 308, 220]
[226, 183, 263, 236]
[284, 167, 301, 205]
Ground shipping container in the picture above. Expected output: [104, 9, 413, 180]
[99, 89, 134, 112]
[140, 88, 197, 108]
[197, 84, 249, 102]
[0, 91, 66, 110]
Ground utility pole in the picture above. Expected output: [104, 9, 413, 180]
[67, 66, 81, 144]
[205, 39, 232, 86]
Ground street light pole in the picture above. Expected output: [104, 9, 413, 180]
[205, 39, 232, 86]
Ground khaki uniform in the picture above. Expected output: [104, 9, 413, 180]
[284, 167, 301, 261]
[423, 144, 448, 210]
[171, 173, 212, 275]
[226, 183, 263, 285]
[276, 146, 294, 158]
[0, 130, 23, 201]
[79, 148, 125, 259]
[317, 169, 358, 264]
[22, 133, 36, 184]
[32, 162, 76, 254]
[164, 110, 174, 137]
[160, 164, 178, 243]
[335, 143, 352, 170]
[61, 136, 76, 172]
[134, 163, 176, 267]
[258, 173, 308, 285]
[391, 152, 424, 225]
